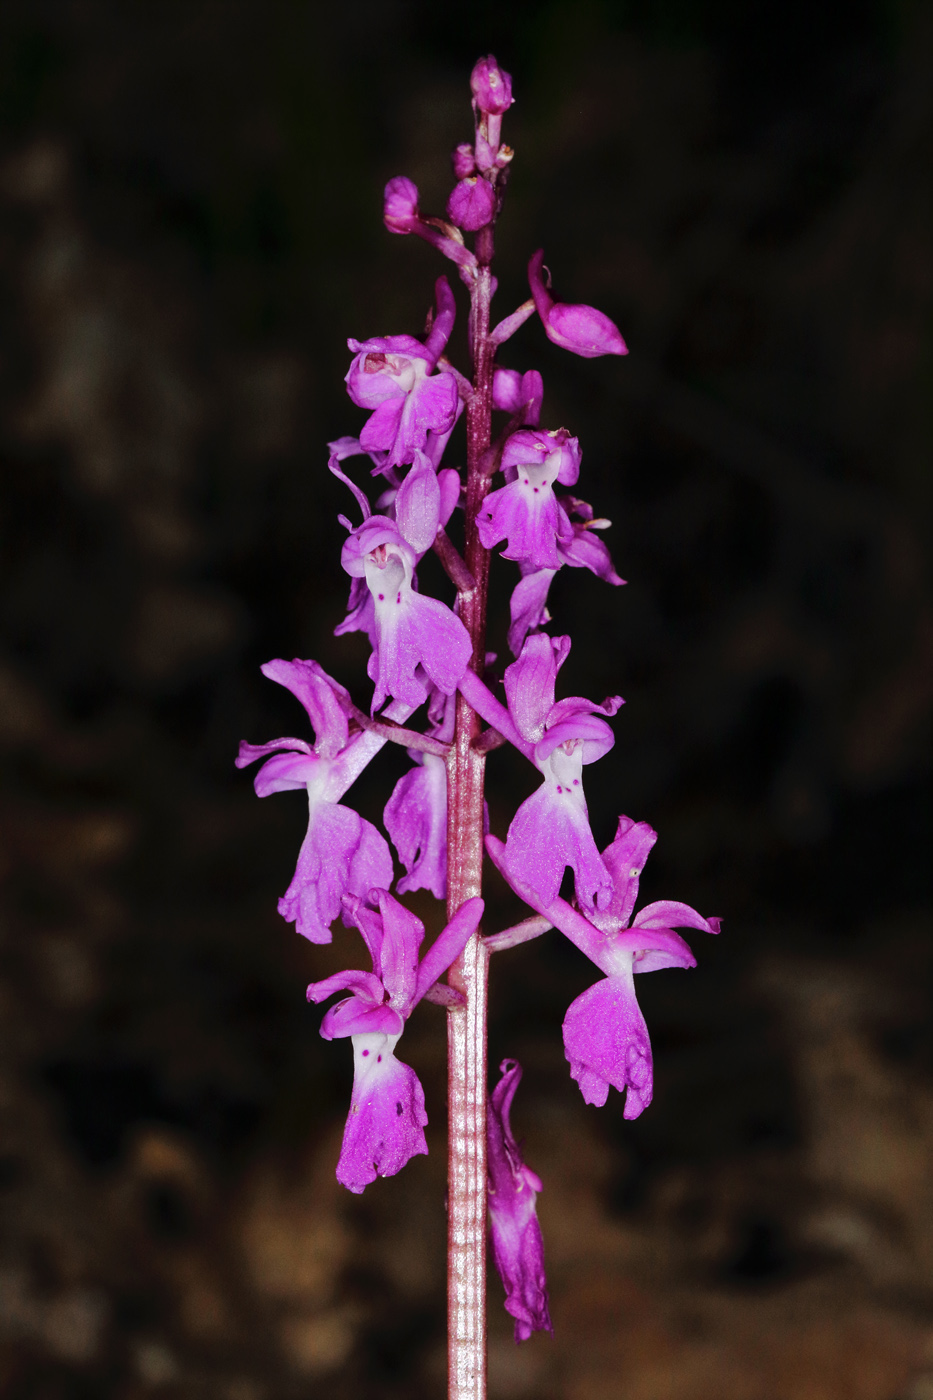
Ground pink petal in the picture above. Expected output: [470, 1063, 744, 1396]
[335, 1036, 428, 1193]
[600, 816, 657, 927]
[385, 753, 448, 900]
[277, 803, 394, 944]
[259, 658, 350, 757]
[394, 453, 441, 555]
[413, 896, 484, 1004]
[505, 778, 610, 912]
[563, 974, 653, 1117]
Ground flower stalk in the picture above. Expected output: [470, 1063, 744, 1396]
[446, 221, 496, 1400]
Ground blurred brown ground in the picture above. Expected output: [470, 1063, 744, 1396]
[0, 2, 930, 1397]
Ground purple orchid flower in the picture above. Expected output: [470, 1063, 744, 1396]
[487, 817, 720, 1117]
[346, 278, 461, 468]
[498, 634, 622, 911]
[236, 659, 395, 944]
[477, 428, 581, 570]
[306, 889, 484, 1192]
[488, 1059, 552, 1343]
[339, 452, 472, 713]
[528, 250, 628, 359]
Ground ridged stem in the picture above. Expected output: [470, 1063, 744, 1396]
[446, 224, 495, 1400]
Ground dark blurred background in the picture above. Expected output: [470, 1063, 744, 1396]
[0, 1, 930, 1397]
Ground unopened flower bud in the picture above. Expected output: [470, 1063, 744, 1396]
[470, 55, 513, 116]
[383, 176, 420, 235]
[528, 249, 628, 358]
[451, 143, 476, 179]
[446, 177, 496, 232]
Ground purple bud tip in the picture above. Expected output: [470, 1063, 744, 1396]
[528, 249, 628, 359]
[383, 176, 420, 235]
[470, 55, 514, 116]
[446, 176, 497, 232]
[451, 143, 476, 179]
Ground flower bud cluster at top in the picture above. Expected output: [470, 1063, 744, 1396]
[237, 57, 720, 1343]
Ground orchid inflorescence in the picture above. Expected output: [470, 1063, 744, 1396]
[238, 55, 720, 1361]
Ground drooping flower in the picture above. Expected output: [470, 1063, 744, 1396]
[487, 1059, 552, 1343]
[528, 249, 627, 359]
[339, 452, 472, 712]
[477, 428, 581, 570]
[487, 817, 720, 1117]
[307, 890, 484, 1192]
[346, 278, 461, 468]
[236, 659, 394, 944]
[498, 633, 622, 911]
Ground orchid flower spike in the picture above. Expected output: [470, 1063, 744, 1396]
[488, 1059, 552, 1342]
[307, 890, 483, 1192]
[236, 659, 394, 943]
[528, 249, 628, 359]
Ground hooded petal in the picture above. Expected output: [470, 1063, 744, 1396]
[320, 998, 403, 1040]
[599, 816, 658, 927]
[632, 900, 721, 935]
[370, 891, 425, 1016]
[487, 1060, 552, 1343]
[503, 633, 570, 744]
[394, 452, 441, 555]
[507, 568, 556, 659]
[277, 802, 394, 944]
[563, 968, 653, 1117]
[306, 968, 385, 1007]
[260, 659, 350, 757]
[335, 1033, 429, 1193]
